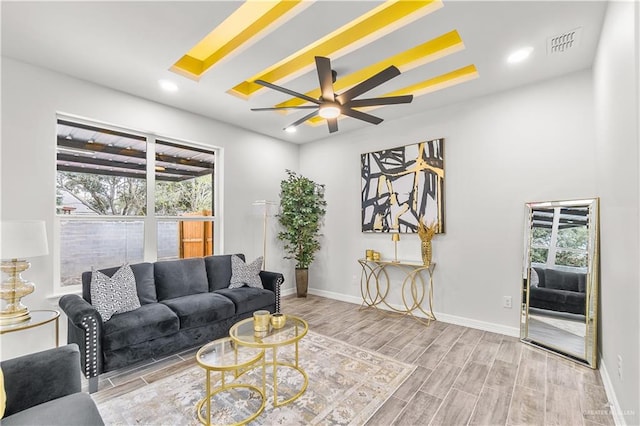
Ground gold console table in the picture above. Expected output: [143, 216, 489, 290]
[357, 259, 436, 325]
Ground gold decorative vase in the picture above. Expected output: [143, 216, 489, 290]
[417, 217, 437, 267]
[270, 313, 286, 329]
[421, 240, 432, 267]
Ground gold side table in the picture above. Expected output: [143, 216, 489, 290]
[0, 309, 60, 346]
[196, 337, 266, 426]
[358, 259, 436, 325]
[229, 315, 308, 407]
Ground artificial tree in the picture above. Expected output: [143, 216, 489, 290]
[277, 170, 327, 297]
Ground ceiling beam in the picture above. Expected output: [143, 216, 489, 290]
[58, 137, 214, 169]
[56, 165, 187, 182]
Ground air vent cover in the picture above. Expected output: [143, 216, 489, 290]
[547, 27, 582, 54]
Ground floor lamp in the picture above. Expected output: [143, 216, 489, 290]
[252, 200, 277, 269]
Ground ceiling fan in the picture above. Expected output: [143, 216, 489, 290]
[251, 56, 413, 133]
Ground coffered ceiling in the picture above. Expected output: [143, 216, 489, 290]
[1, 1, 607, 143]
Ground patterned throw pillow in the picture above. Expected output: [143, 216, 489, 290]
[90, 264, 141, 321]
[229, 255, 264, 289]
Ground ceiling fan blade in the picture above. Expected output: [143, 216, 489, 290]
[342, 108, 383, 125]
[284, 110, 320, 130]
[327, 118, 338, 133]
[345, 95, 413, 108]
[315, 56, 335, 102]
[254, 80, 320, 105]
[251, 106, 318, 111]
[336, 66, 401, 104]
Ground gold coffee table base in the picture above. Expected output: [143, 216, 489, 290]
[270, 361, 309, 407]
[196, 383, 265, 426]
[230, 316, 309, 408]
[196, 337, 266, 426]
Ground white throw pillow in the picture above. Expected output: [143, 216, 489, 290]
[229, 255, 263, 289]
[90, 264, 141, 321]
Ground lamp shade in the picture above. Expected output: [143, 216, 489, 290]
[252, 200, 278, 217]
[1, 220, 49, 260]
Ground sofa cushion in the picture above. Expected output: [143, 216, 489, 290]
[103, 304, 179, 352]
[82, 263, 156, 305]
[161, 293, 236, 329]
[578, 273, 587, 293]
[0, 393, 104, 426]
[229, 255, 263, 289]
[532, 267, 546, 287]
[215, 288, 275, 315]
[154, 258, 208, 301]
[90, 264, 141, 322]
[204, 254, 245, 291]
[545, 269, 581, 292]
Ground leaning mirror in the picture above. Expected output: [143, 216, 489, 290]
[521, 198, 599, 368]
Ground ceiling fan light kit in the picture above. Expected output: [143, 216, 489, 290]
[252, 56, 413, 134]
[318, 103, 341, 119]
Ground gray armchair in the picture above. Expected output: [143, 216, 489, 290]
[1, 344, 104, 426]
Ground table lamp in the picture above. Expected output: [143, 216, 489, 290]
[392, 233, 400, 262]
[0, 220, 49, 325]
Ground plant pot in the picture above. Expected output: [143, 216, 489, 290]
[295, 268, 308, 298]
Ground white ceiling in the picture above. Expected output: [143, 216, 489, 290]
[1, 1, 607, 144]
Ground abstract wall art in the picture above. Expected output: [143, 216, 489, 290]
[361, 138, 444, 233]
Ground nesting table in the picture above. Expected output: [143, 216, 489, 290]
[229, 315, 308, 407]
[195, 337, 265, 425]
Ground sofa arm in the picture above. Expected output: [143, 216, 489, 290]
[59, 294, 103, 389]
[1, 344, 82, 417]
[259, 271, 285, 313]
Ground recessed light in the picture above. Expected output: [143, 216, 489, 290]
[284, 126, 297, 133]
[507, 47, 533, 64]
[159, 79, 178, 92]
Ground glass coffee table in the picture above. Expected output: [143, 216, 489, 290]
[229, 315, 308, 407]
[195, 337, 265, 425]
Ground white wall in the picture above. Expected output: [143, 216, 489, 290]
[0, 58, 299, 359]
[593, 1, 640, 424]
[300, 69, 597, 334]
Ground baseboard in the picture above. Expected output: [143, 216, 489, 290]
[433, 312, 520, 337]
[307, 288, 362, 305]
[305, 287, 520, 337]
[599, 354, 627, 426]
[281, 286, 297, 297]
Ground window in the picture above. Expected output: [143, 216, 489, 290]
[530, 207, 589, 270]
[55, 118, 217, 289]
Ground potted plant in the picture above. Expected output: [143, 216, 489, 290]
[277, 170, 327, 297]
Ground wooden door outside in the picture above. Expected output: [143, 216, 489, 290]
[179, 210, 213, 258]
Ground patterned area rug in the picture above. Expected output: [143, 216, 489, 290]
[96, 331, 415, 425]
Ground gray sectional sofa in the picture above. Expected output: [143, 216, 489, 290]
[59, 254, 283, 393]
[529, 267, 586, 315]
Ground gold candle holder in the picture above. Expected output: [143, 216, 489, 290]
[253, 310, 271, 332]
[366, 249, 373, 261]
[372, 251, 381, 261]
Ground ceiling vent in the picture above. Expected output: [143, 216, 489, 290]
[547, 27, 582, 54]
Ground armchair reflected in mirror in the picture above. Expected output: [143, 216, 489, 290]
[521, 198, 599, 368]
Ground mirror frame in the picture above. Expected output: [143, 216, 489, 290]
[520, 198, 599, 368]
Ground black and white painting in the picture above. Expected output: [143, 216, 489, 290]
[361, 139, 444, 233]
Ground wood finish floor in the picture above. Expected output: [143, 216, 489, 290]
[89, 294, 614, 426]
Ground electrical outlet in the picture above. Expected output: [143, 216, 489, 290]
[503, 296, 512, 308]
[617, 355, 623, 380]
